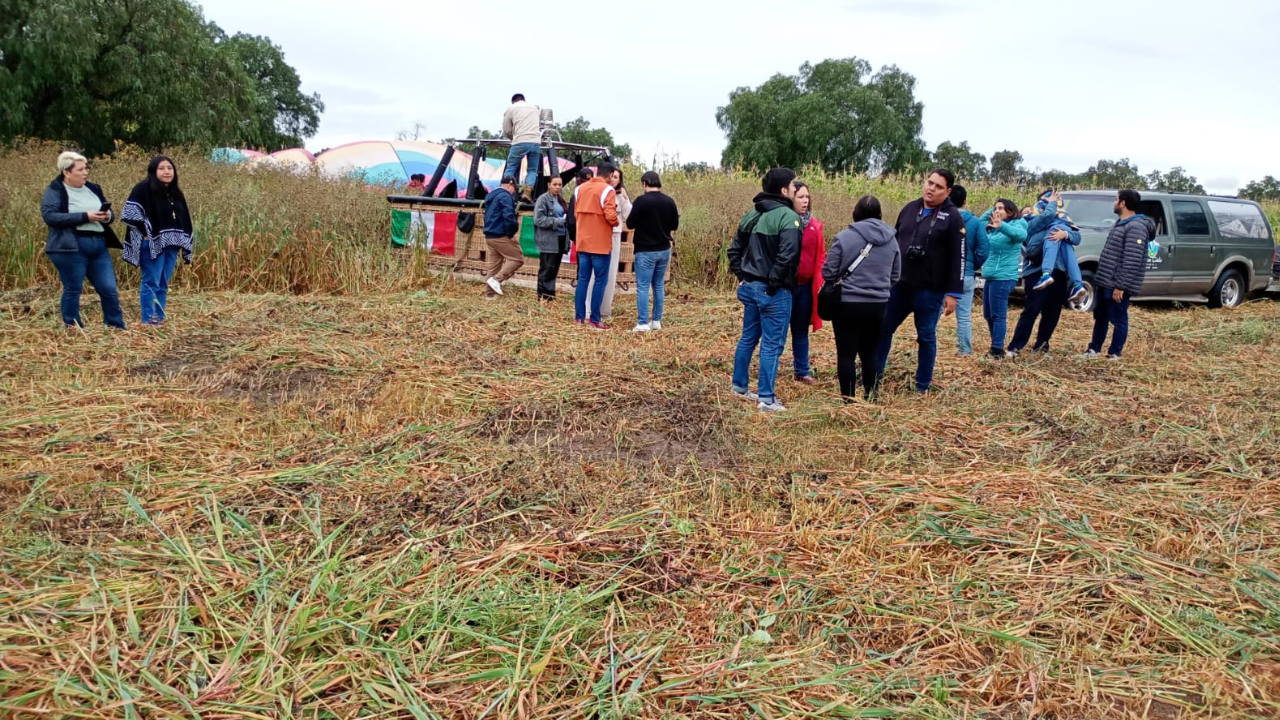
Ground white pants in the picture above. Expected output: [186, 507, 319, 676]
[587, 232, 622, 318]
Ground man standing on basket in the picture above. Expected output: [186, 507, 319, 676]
[728, 168, 803, 413]
[874, 169, 966, 394]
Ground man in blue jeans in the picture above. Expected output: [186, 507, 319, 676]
[1081, 189, 1156, 361]
[626, 171, 680, 332]
[875, 169, 967, 393]
[502, 93, 542, 202]
[727, 168, 802, 413]
[948, 185, 988, 356]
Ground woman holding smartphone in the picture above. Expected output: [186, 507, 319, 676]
[122, 156, 194, 325]
[40, 151, 126, 330]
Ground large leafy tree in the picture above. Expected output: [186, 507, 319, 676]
[989, 150, 1024, 185]
[218, 32, 324, 151]
[1146, 166, 1205, 195]
[715, 58, 927, 174]
[0, 0, 321, 155]
[1080, 158, 1147, 189]
[1240, 176, 1280, 201]
[932, 141, 987, 182]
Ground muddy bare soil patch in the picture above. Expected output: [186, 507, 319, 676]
[479, 383, 740, 469]
[126, 332, 381, 405]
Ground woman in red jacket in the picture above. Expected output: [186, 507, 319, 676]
[789, 182, 826, 384]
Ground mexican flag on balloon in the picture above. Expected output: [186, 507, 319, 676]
[390, 209, 458, 254]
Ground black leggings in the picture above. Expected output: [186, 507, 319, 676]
[832, 301, 887, 399]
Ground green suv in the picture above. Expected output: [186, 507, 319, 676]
[1058, 191, 1275, 310]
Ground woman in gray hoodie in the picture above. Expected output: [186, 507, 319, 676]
[821, 196, 901, 401]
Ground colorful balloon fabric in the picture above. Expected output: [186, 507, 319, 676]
[212, 141, 572, 197]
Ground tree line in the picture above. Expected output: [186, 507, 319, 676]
[716, 58, 1277, 200]
[0, 0, 323, 156]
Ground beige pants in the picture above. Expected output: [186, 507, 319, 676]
[588, 232, 622, 317]
[485, 235, 525, 296]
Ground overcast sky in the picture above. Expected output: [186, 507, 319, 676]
[200, 0, 1279, 193]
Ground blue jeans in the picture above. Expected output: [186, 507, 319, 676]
[634, 250, 670, 325]
[731, 281, 792, 404]
[875, 284, 946, 392]
[574, 252, 610, 323]
[46, 235, 125, 329]
[956, 275, 976, 355]
[1041, 240, 1083, 285]
[139, 241, 180, 324]
[982, 279, 1016, 353]
[503, 142, 542, 187]
[1089, 287, 1131, 356]
[789, 283, 813, 378]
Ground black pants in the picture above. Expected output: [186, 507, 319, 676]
[537, 251, 562, 299]
[832, 300, 887, 399]
[1008, 270, 1069, 352]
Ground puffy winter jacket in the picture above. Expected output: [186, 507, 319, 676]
[1095, 214, 1157, 295]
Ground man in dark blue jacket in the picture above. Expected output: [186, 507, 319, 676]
[482, 176, 524, 298]
[1080, 189, 1156, 360]
[1007, 191, 1080, 356]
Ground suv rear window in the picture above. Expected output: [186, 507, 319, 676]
[1208, 201, 1271, 239]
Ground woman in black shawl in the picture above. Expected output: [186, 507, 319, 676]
[122, 156, 193, 325]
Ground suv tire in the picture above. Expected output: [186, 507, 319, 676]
[1208, 268, 1245, 309]
[1070, 270, 1096, 313]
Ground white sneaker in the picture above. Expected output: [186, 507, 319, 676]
[632, 324, 651, 333]
[1077, 350, 1102, 360]
[650, 320, 662, 331]
[731, 388, 759, 402]
[757, 400, 787, 413]
[486, 277, 503, 295]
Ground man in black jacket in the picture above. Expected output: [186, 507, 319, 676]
[874, 169, 966, 393]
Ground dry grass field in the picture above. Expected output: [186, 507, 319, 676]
[2, 274, 1279, 718]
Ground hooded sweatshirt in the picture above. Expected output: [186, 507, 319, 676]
[821, 218, 902, 303]
[728, 193, 802, 293]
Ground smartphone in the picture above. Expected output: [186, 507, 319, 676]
[99, 201, 112, 212]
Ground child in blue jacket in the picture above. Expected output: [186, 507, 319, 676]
[1030, 191, 1086, 304]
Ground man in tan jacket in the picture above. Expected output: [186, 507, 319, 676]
[502, 94, 541, 201]
[572, 162, 619, 328]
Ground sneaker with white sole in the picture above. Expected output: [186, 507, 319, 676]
[650, 320, 662, 331]
[731, 388, 759, 402]
[1032, 274, 1054, 291]
[1077, 349, 1102, 360]
[757, 399, 787, 413]
[486, 277, 503, 295]
[1068, 284, 1087, 304]
[632, 324, 651, 333]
